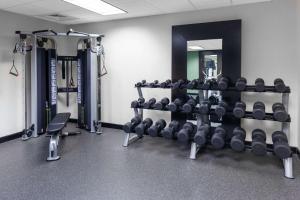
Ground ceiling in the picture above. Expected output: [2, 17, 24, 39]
[0, 0, 272, 25]
[188, 39, 223, 51]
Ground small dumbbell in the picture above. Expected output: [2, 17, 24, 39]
[182, 98, 197, 113]
[272, 131, 291, 159]
[211, 126, 227, 149]
[160, 79, 172, 88]
[202, 79, 212, 90]
[123, 116, 142, 133]
[186, 79, 198, 89]
[255, 78, 265, 92]
[272, 103, 288, 122]
[218, 76, 229, 90]
[194, 124, 210, 146]
[136, 80, 146, 87]
[199, 100, 211, 114]
[252, 129, 267, 156]
[215, 101, 228, 118]
[135, 118, 153, 137]
[161, 121, 180, 139]
[253, 101, 265, 120]
[154, 97, 170, 110]
[177, 122, 195, 143]
[233, 101, 246, 118]
[143, 98, 156, 109]
[149, 80, 159, 88]
[168, 98, 184, 112]
[230, 127, 246, 152]
[208, 95, 219, 105]
[235, 77, 247, 91]
[148, 119, 167, 137]
[131, 97, 145, 108]
[274, 78, 286, 93]
[173, 79, 186, 89]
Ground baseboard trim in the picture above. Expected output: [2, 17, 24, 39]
[102, 123, 123, 130]
[0, 132, 23, 144]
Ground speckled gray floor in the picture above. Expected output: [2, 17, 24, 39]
[0, 124, 299, 200]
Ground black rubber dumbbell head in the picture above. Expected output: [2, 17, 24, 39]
[253, 101, 265, 120]
[199, 101, 211, 114]
[252, 129, 267, 156]
[218, 77, 229, 90]
[202, 79, 211, 90]
[136, 80, 146, 87]
[209, 95, 219, 105]
[160, 79, 171, 88]
[148, 119, 167, 137]
[211, 126, 226, 149]
[162, 121, 180, 139]
[154, 98, 170, 110]
[194, 124, 210, 146]
[215, 101, 228, 118]
[272, 103, 288, 122]
[135, 118, 153, 136]
[182, 99, 197, 113]
[235, 77, 247, 91]
[230, 127, 246, 152]
[233, 101, 246, 118]
[274, 78, 286, 93]
[255, 78, 265, 92]
[168, 99, 182, 112]
[177, 122, 194, 143]
[143, 98, 156, 109]
[272, 131, 291, 159]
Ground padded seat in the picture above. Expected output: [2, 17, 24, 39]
[47, 113, 71, 135]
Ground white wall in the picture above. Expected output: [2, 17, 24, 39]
[70, 0, 300, 147]
[0, 10, 66, 137]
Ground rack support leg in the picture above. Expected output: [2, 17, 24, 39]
[283, 157, 294, 179]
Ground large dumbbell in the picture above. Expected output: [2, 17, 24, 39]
[255, 78, 265, 92]
[123, 116, 142, 133]
[135, 118, 153, 137]
[252, 129, 267, 156]
[272, 103, 288, 122]
[143, 98, 156, 109]
[161, 121, 180, 139]
[211, 126, 227, 149]
[148, 119, 167, 137]
[199, 100, 211, 114]
[218, 76, 229, 90]
[252, 101, 265, 120]
[177, 122, 195, 143]
[131, 97, 145, 108]
[186, 79, 198, 89]
[173, 79, 187, 89]
[233, 101, 246, 118]
[154, 97, 170, 110]
[215, 101, 228, 118]
[149, 80, 159, 88]
[168, 98, 184, 112]
[182, 98, 197, 113]
[274, 78, 286, 93]
[136, 80, 146, 87]
[235, 77, 247, 91]
[194, 124, 210, 146]
[160, 79, 172, 88]
[230, 127, 246, 152]
[272, 131, 291, 159]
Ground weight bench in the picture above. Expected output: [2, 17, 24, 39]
[46, 112, 80, 161]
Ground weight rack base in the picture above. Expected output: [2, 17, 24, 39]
[123, 133, 142, 147]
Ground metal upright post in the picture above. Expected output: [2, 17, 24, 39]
[31, 35, 38, 138]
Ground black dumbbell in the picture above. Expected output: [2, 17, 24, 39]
[252, 129, 267, 156]
[161, 121, 180, 139]
[211, 126, 227, 149]
[218, 76, 229, 90]
[215, 101, 228, 118]
[143, 98, 156, 109]
[208, 95, 219, 105]
[154, 97, 170, 110]
[233, 101, 246, 118]
[255, 78, 265, 92]
[148, 119, 167, 137]
[272, 103, 288, 122]
[177, 122, 195, 143]
[202, 79, 212, 90]
[136, 80, 146, 87]
[149, 80, 159, 88]
[272, 131, 291, 159]
[199, 100, 211, 114]
[182, 98, 197, 113]
[173, 79, 187, 89]
[186, 79, 198, 89]
[253, 101, 265, 120]
[194, 124, 210, 146]
[123, 116, 142, 133]
[274, 78, 286, 93]
[230, 127, 246, 152]
[168, 98, 184, 112]
[235, 77, 247, 91]
[160, 79, 172, 88]
[135, 118, 153, 137]
[131, 97, 145, 108]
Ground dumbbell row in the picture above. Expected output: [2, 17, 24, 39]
[136, 78, 289, 93]
[131, 98, 290, 122]
[123, 117, 291, 159]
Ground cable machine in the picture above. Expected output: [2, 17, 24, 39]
[12, 29, 106, 140]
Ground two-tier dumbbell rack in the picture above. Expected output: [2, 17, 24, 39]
[123, 82, 293, 179]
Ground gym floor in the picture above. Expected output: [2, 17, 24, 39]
[0, 123, 299, 200]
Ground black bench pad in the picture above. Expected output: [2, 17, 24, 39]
[47, 113, 71, 135]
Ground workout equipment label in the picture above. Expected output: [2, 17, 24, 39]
[50, 59, 57, 105]
[77, 59, 82, 104]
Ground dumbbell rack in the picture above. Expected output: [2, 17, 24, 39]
[123, 82, 293, 179]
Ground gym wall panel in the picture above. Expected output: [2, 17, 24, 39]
[0, 10, 66, 137]
[70, 0, 300, 148]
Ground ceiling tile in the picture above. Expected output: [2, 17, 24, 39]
[232, 0, 272, 5]
[145, 0, 195, 13]
[190, 0, 231, 9]
[4, 4, 53, 16]
[31, 0, 81, 13]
